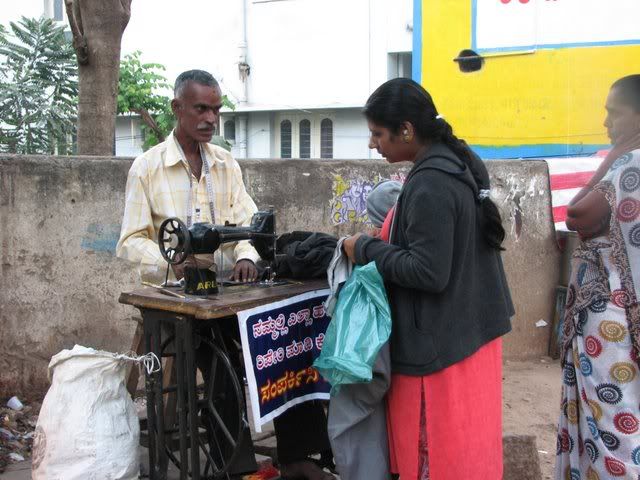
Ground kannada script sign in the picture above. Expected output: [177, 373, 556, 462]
[237, 289, 331, 431]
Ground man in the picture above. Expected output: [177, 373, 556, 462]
[117, 70, 334, 480]
[117, 70, 258, 284]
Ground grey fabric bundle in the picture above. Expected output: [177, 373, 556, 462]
[366, 180, 402, 227]
[325, 184, 398, 480]
[328, 343, 391, 480]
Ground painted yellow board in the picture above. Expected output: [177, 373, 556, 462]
[417, 0, 640, 158]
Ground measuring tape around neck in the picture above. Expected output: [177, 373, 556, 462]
[175, 139, 216, 227]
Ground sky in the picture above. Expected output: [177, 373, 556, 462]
[1, 1, 47, 23]
[121, 0, 240, 93]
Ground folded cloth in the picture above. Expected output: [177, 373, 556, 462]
[323, 261, 392, 479]
[324, 237, 352, 317]
[275, 232, 338, 279]
[329, 343, 391, 480]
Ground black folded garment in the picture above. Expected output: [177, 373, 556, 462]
[275, 231, 338, 279]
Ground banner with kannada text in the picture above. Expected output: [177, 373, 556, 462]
[237, 289, 331, 432]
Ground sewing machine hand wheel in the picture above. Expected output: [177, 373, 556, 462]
[159, 218, 191, 265]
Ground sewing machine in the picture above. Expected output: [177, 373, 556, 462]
[158, 209, 277, 294]
[123, 208, 328, 479]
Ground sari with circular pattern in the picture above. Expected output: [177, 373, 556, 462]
[556, 149, 640, 480]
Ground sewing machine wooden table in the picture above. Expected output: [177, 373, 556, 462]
[119, 278, 327, 480]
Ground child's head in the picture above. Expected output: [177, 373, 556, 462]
[366, 180, 402, 227]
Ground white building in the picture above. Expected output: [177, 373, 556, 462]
[213, 0, 414, 160]
[2, 0, 414, 159]
[120, 0, 414, 159]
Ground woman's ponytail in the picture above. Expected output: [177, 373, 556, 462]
[439, 122, 506, 250]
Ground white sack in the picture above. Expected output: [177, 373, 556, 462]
[32, 345, 140, 480]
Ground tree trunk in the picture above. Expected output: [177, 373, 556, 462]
[67, 0, 132, 155]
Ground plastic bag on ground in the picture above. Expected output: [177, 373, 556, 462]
[314, 261, 391, 392]
[32, 345, 140, 480]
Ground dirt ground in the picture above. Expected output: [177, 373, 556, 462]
[2, 357, 563, 479]
[503, 357, 562, 480]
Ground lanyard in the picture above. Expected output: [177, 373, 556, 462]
[175, 141, 216, 227]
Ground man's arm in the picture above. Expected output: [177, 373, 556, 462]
[116, 162, 168, 281]
[229, 159, 261, 265]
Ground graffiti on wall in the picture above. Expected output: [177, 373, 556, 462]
[389, 172, 407, 183]
[330, 173, 407, 225]
[330, 175, 375, 225]
[80, 223, 121, 254]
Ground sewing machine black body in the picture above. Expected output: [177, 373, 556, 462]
[158, 210, 277, 292]
[186, 210, 275, 261]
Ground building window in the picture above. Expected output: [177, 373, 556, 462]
[224, 120, 236, 142]
[280, 120, 292, 158]
[299, 119, 311, 158]
[320, 119, 333, 159]
[54, 0, 64, 21]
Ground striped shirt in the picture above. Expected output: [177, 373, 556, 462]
[116, 131, 260, 282]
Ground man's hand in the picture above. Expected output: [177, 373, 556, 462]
[170, 255, 214, 280]
[171, 262, 186, 280]
[364, 226, 381, 238]
[231, 259, 258, 283]
[342, 233, 363, 264]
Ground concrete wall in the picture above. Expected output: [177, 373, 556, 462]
[0, 155, 559, 396]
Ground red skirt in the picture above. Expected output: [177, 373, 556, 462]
[386, 338, 503, 480]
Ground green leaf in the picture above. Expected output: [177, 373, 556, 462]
[0, 16, 77, 154]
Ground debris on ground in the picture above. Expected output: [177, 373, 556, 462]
[0, 397, 40, 473]
[7, 397, 24, 411]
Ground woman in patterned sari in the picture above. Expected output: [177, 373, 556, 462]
[556, 74, 640, 479]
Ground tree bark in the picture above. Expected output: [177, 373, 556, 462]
[67, 0, 132, 155]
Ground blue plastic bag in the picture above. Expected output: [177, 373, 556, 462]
[314, 262, 391, 392]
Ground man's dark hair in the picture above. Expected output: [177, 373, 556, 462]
[174, 70, 219, 98]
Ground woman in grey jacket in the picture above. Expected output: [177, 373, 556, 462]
[342, 78, 513, 480]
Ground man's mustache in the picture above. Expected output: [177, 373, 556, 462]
[197, 122, 214, 130]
